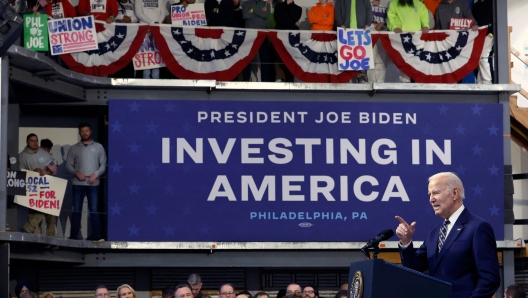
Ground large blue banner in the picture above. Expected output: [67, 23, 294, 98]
[108, 100, 504, 241]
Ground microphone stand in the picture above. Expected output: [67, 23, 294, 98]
[361, 243, 381, 259]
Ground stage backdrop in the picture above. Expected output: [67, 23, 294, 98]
[108, 100, 504, 242]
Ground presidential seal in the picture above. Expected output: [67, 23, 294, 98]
[349, 270, 363, 298]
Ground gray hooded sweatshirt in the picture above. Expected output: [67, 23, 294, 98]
[435, 0, 477, 30]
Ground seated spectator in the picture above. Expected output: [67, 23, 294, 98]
[77, 0, 119, 26]
[435, 0, 478, 31]
[334, 290, 346, 298]
[302, 286, 319, 298]
[473, 0, 493, 84]
[162, 287, 175, 298]
[45, 0, 76, 19]
[205, 0, 236, 27]
[15, 280, 34, 298]
[117, 284, 136, 298]
[255, 292, 269, 298]
[505, 284, 526, 298]
[307, 0, 334, 30]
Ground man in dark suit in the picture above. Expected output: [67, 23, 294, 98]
[395, 172, 500, 298]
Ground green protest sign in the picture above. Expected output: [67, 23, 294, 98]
[24, 14, 49, 51]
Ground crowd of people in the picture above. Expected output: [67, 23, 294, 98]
[11, 273, 528, 298]
[10, 0, 495, 83]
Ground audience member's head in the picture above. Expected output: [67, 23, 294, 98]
[236, 290, 252, 298]
[20, 292, 35, 298]
[339, 284, 348, 291]
[284, 293, 302, 298]
[26, 134, 39, 151]
[286, 284, 302, 295]
[15, 280, 34, 298]
[219, 284, 235, 298]
[94, 285, 109, 298]
[275, 289, 287, 298]
[43, 293, 55, 298]
[334, 290, 347, 298]
[505, 284, 526, 298]
[175, 284, 193, 298]
[117, 284, 136, 298]
[162, 287, 176, 298]
[40, 139, 53, 153]
[187, 274, 202, 298]
[302, 285, 318, 298]
[255, 292, 269, 298]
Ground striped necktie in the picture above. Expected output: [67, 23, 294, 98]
[438, 219, 450, 252]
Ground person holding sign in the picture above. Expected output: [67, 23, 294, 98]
[435, 0, 478, 31]
[307, 0, 334, 30]
[395, 172, 500, 298]
[367, 0, 389, 83]
[77, 0, 119, 28]
[164, 0, 195, 24]
[19, 133, 57, 236]
[115, 0, 138, 23]
[45, 0, 76, 19]
[135, 0, 167, 24]
[66, 123, 107, 241]
[334, 0, 371, 82]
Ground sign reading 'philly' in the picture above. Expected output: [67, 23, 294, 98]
[108, 100, 504, 242]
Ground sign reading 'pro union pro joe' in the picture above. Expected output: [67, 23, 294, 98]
[108, 100, 504, 242]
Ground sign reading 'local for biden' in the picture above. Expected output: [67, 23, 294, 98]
[108, 100, 504, 242]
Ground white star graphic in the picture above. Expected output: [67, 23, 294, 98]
[426, 53, 431, 61]
[408, 49, 414, 54]
[302, 49, 307, 53]
[439, 54, 443, 60]
[180, 41, 187, 44]
[324, 56, 327, 61]
[236, 31, 245, 36]
[187, 48, 193, 53]
[111, 41, 117, 47]
[445, 52, 452, 59]
[232, 44, 238, 49]
[290, 32, 299, 36]
[456, 45, 462, 51]
[210, 50, 215, 58]
[116, 33, 124, 39]
[416, 50, 421, 55]
[225, 50, 231, 56]
[173, 29, 181, 35]
[294, 43, 299, 47]
[462, 31, 468, 35]
[105, 43, 110, 50]
[403, 36, 410, 43]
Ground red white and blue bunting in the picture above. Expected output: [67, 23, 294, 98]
[150, 25, 267, 81]
[61, 21, 149, 77]
[378, 28, 487, 83]
[269, 30, 373, 83]
[60, 24, 487, 84]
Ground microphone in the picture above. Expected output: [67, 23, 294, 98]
[362, 229, 395, 250]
